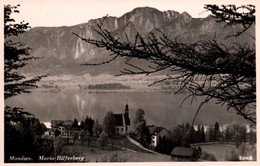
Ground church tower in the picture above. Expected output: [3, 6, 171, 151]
[125, 103, 129, 117]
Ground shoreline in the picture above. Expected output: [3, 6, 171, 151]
[33, 88, 187, 93]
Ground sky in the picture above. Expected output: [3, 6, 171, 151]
[2, 0, 255, 28]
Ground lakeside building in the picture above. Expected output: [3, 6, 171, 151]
[148, 125, 171, 147]
[113, 104, 131, 135]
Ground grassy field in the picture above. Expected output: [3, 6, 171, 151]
[93, 150, 171, 162]
[58, 136, 170, 162]
[198, 143, 256, 161]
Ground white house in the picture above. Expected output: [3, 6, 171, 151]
[148, 126, 171, 147]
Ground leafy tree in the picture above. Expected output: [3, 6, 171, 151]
[195, 125, 201, 143]
[229, 123, 247, 148]
[93, 119, 103, 137]
[133, 109, 149, 146]
[171, 124, 190, 146]
[195, 125, 206, 143]
[208, 126, 215, 142]
[72, 131, 79, 144]
[103, 111, 116, 136]
[248, 129, 256, 145]
[214, 122, 221, 142]
[155, 136, 175, 155]
[79, 130, 89, 146]
[80, 120, 85, 130]
[185, 122, 191, 130]
[189, 125, 196, 143]
[97, 131, 108, 150]
[73, 4, 255, 125]
[136, 120, 150, 146]
[85, 116, 95, 135]
[133, 108, 145, 129]
[71, 118, 79, 130]
[224, 125, 232, 142]
[200, 125, 206, 142]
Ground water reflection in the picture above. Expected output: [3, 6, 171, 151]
[5, 90, 244, 129]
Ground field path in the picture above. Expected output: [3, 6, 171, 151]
[107, 143, 137, 153]
[126, 136, 163, 155]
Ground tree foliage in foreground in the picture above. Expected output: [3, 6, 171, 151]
[4, 4, 46, 100]
[204, 4, 255, 38]
[4, 4, 49, 162]
[73, 4, 255, 125]
[5, 106, 51, 162]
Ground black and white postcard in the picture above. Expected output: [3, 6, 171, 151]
[1, 0, 258, 165]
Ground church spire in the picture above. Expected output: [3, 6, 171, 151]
[125, 102, 129, 115]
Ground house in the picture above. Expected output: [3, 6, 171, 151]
[170, 146, 200, 161]
[44, 129, 54, 136]
[148, 126, 171, 147]
[113, 104, 131, 135]
[50, 120, 73, 136]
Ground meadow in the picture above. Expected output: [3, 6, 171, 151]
[199, 143, 256, 161]
[56, 136, 170, 162]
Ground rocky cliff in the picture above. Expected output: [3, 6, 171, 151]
[14, 7, 254, 75]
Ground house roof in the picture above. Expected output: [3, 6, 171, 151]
[51, 120, 73, 127]
[113, 113, 130, 126]
[51, 120, 64, 126]
[171, 147, 198, 157]
[113, 114, 124, 126]
[148, 126, 156, 134]
[148, 126, 170, 135]
[154, 127, 164, 134]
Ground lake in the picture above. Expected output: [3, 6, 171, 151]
[5, 90, 245, 129]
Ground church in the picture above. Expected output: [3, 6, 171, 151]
[113, 104, 131, 135]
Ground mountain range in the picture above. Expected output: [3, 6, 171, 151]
[14, 7, 255, 75]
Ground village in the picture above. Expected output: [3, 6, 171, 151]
[40, 104, 256, 162]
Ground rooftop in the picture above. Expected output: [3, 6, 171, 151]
[171, 147, 198, 157]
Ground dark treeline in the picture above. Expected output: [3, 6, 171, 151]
[133, 119, 256, 155]
[79, 83, 131, 90]
[5, 107, 51, 162]
[155, 122, 256, 155]
[5, 113, 98, 162]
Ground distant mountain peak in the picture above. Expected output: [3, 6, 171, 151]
[130, 6, 162, 13]
[16, 7, 254, 75]
[180, 11, 192, 23]
[163, 10, 180, 20]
